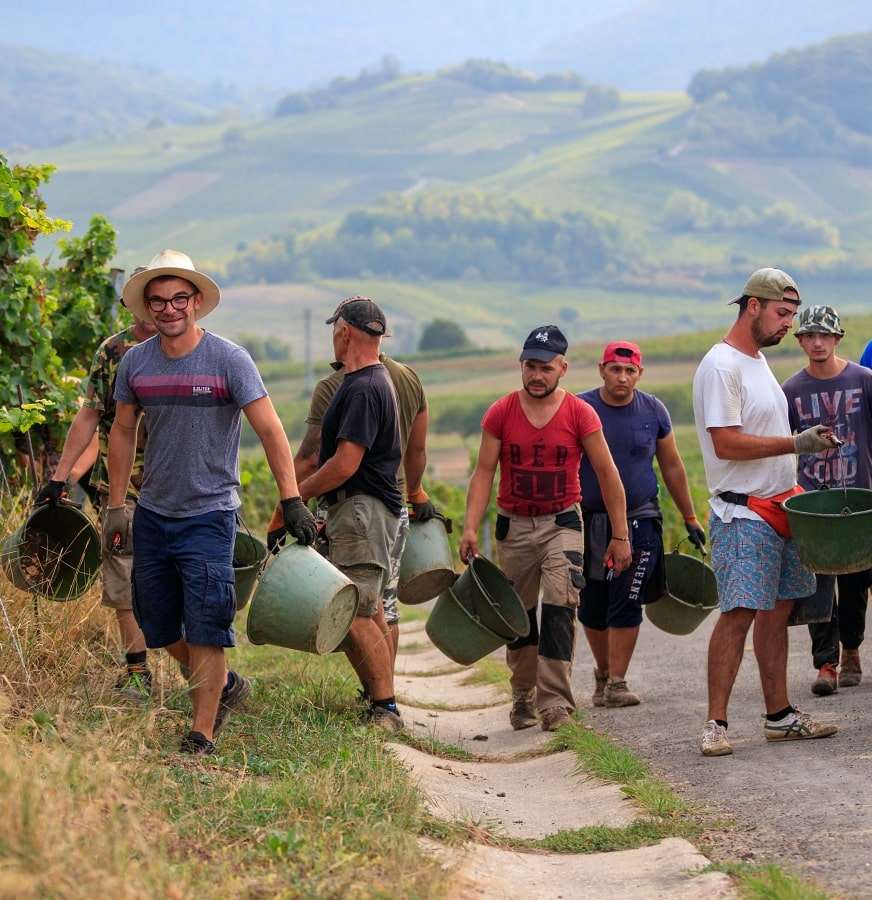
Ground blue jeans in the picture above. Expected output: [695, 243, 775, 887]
[132, 504, 237, 648]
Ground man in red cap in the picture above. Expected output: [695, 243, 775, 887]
[578, 341, 705, 707]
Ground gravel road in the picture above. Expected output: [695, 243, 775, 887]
[572, 612, 872, 898]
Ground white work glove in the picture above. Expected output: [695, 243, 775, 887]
[794, 424, 839, 454]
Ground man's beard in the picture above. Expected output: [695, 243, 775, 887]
[523, 380, 558, 398]
[751, 318, 784, 348]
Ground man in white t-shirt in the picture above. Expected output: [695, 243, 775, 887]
[692, 268, 840, 757]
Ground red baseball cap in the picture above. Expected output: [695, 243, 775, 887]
[601, 341, 642, 367]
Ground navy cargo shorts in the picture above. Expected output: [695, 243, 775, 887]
[132, 504, 237, 648]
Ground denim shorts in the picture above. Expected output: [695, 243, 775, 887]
[132, 504, 237, 648]
[710, 513, 816, 613]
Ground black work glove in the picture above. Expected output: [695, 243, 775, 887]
[685, 520, 706, 551]
[410, 498, 439, 523]
[267, 526, 287, 554]
[281, 496, 318, 547]
[36, 479, 66, 506]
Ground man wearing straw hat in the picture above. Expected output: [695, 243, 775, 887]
[693, 268, 839, 757]
[460, 326, 631, 732]
[782, 305, 872, 696]
[107, 250, 317, 755]
[37, 267, 157, 700]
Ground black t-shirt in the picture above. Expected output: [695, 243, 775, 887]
[319, 363, 402, 515]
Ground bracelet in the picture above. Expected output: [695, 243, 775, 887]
[612, 536, 630, 542]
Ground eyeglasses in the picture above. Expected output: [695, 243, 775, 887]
[144, 291, 198, 312]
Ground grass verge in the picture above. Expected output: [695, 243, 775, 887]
[702, 863, 831, 900]
[463, 656, 511, 694]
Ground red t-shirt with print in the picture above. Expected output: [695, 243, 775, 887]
[482, 390, 602, 516]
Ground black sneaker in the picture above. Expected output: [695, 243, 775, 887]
[180, 730, 215, 755]
[115, 667, 153, 701]
[213, 671, 252, 736]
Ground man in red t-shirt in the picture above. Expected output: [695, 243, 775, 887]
[460, 326, 631, 731]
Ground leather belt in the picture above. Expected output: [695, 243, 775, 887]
[717, 491, 749, 506]
[324, 487, 365, 507]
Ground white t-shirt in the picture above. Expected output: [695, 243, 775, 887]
[692, 342, 797, 522]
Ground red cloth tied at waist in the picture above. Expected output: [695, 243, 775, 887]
[719, 486, 804, 539]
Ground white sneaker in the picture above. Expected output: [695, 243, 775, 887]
[700, 720, 732, 757]
[763, 708, 838, 742]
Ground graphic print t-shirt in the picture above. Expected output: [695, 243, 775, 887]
[782, 361, 872, 491]
[114, 332, 267, 517]
[482, 391, 601, 516]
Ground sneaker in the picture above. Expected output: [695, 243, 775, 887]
[592, 668, 608, 707]
[604, 678, 640, 708]
[811, 662, 838, 696]
[212, 671, 252, 737]
[370, 705, 404, 733]
[180, 730, 216, 755]
[540, 706, 572, 732]
[700, 720, 732, 757]
[839, 651, 862, 688]
[763, 708, 838, 742]
[509, 689, 538, 731]
[115, 667, 153, 701]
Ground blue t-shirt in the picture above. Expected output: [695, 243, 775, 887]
[860, 339, 872, 369]
[578, 388, 672, 512]
[115, 331, 267, 517]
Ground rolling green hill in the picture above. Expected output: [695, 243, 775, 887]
[28, 43, 872, 347]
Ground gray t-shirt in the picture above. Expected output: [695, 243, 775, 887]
[782, 361, 872, 491]
[115, 331, 268, 517]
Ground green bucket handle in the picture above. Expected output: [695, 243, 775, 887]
[235, 510, 270, 582]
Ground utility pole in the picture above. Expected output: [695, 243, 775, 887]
[303, 307, 314, 395]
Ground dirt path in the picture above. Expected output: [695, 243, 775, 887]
[571, 614, 871, 896]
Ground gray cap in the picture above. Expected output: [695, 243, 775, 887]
[729, 267, 800, 305]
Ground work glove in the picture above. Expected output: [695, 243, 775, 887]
[685, 519, 706, 551]
[410, 497, 439, 523]
[103, 505, 131, 555]
[281, 496, 317, 547]
[35, 479, 67, 506]
[794, 424, 839, 454]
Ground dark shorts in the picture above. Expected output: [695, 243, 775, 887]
[578, 517, 664, 631]
[132, 504, 237, 649]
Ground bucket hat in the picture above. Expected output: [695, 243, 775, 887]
[795, 304, 845, 337]
[121, 249, 220, 321]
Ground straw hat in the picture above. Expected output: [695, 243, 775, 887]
[121, 249, 220, 321]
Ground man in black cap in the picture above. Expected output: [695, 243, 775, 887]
[272, 297, 404, 731]
[460, 326, 631, 731]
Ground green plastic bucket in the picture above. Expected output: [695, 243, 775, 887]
[645, 551, 719, 636]
[784, 488, 872, 575]
[0, 502, 100, 601]
[460, 556, 529, 640]
[425, 585, 510, 665]
[233, 531, 269, 611]
[398, 517, 457, 604]
[247, 542, 359, 654]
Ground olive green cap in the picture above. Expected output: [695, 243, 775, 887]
[729, 267, 800, 305]
[795, 304, 845, 336]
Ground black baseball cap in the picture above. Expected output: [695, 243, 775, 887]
[519, 325, 568, 362]
[326, 296, 389, 337]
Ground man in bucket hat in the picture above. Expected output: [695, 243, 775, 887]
[782, 305, 872, 696]
[37, 267, 157, 699]
[693, 268, 840, 757]
[460, 326, 631, 731]
[107, 250, 317, 754]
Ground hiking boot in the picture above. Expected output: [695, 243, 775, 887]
[763, 708, 838, 742]
[180, 730, 216, 755]
[509, 689, 538, 731]
[839, 651, 862, 688]
[370, 705, 404, 733]
[604, 678, 640, 708]
[540, 706, 572, 732]
[592, 668, 608, 707]
[700, 720, 732, 757]
[811, 662, 838, 696]
[115, 667, 153, 701]
[212, 671, 252, 737]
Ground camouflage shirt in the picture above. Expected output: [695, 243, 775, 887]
[82, 327, 146, 498]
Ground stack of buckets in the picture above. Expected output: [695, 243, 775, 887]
[426, 555, 529, 665]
